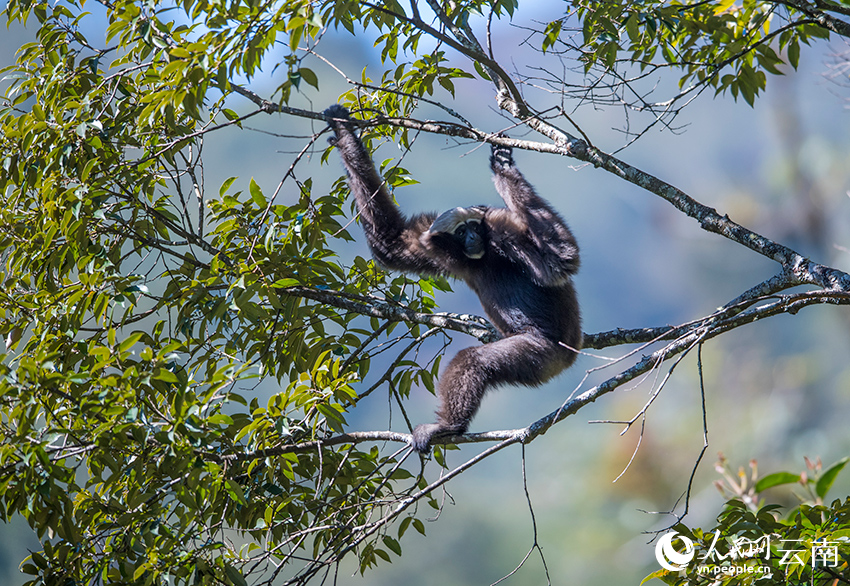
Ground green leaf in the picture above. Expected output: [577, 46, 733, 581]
[272, 278, 299, 288]
[118, 332, 144, 354]
[816, 457, 849, 499]
[754, 471, 801, 492]
[640, 568, 670, 585]
[208, 413, 234, 425]
[289, 69, 302, 89]
[225, 479, 248, 505]
[300, 67, 319, 90]
[249, 178, 267, 208]
[382, 535, 402, 556]
[787, 39, 800, 69]
[224, 564, 249, 586]
[220, 176, 238, 197]
[153, 368, 179, 384]
[542, 20, 562, 53]
[473, 60, 492, 81]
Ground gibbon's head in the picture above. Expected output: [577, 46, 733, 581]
[429, 206, 487, 259]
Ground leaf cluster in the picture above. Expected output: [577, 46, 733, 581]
[647, 458, 850, 586]
[547, 0, 831, 108]
[0, 0, 458, 583]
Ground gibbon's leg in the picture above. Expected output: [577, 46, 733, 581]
[411, 331, 569, 452]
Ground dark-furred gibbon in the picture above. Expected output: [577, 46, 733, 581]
[325, 104, 582, 452]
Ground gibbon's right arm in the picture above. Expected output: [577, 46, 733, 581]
[324, 105, 441, 275]
[486, 143, 580, 287]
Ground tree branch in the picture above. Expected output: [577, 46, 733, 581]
[359, 0, 527, 109]
[207, 287, 849, 460]
[282, 286, 500, 342]
[233, 91, 850, 293]
[774, 0, 850, 37]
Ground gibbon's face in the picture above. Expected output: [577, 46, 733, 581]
[454, 220, 485, 259]
[428, 206, 487, 260]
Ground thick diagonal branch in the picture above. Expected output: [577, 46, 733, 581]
[208, 286, 850, 460]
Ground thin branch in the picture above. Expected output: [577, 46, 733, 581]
[281, 286, 500, 343]
[490, 444, 552, 586]
[360, 0, 527, 109]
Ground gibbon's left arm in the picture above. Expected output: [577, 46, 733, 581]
[486, 144, 580, 287]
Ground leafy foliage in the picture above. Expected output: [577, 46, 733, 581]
[557, 0, 831, 106]
[646, 457, 850, 586]
[0, 0, 452, 582]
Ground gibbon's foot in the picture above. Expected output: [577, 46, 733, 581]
[490, 141, 513, 170]
[410, 422, 462, 454]
[411, 423, 440, 453]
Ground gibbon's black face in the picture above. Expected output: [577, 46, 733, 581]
[454, 220, 485, 259]
[428, 206, 487, 261]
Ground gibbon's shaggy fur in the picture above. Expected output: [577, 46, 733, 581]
[325, 105, 582, 452]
